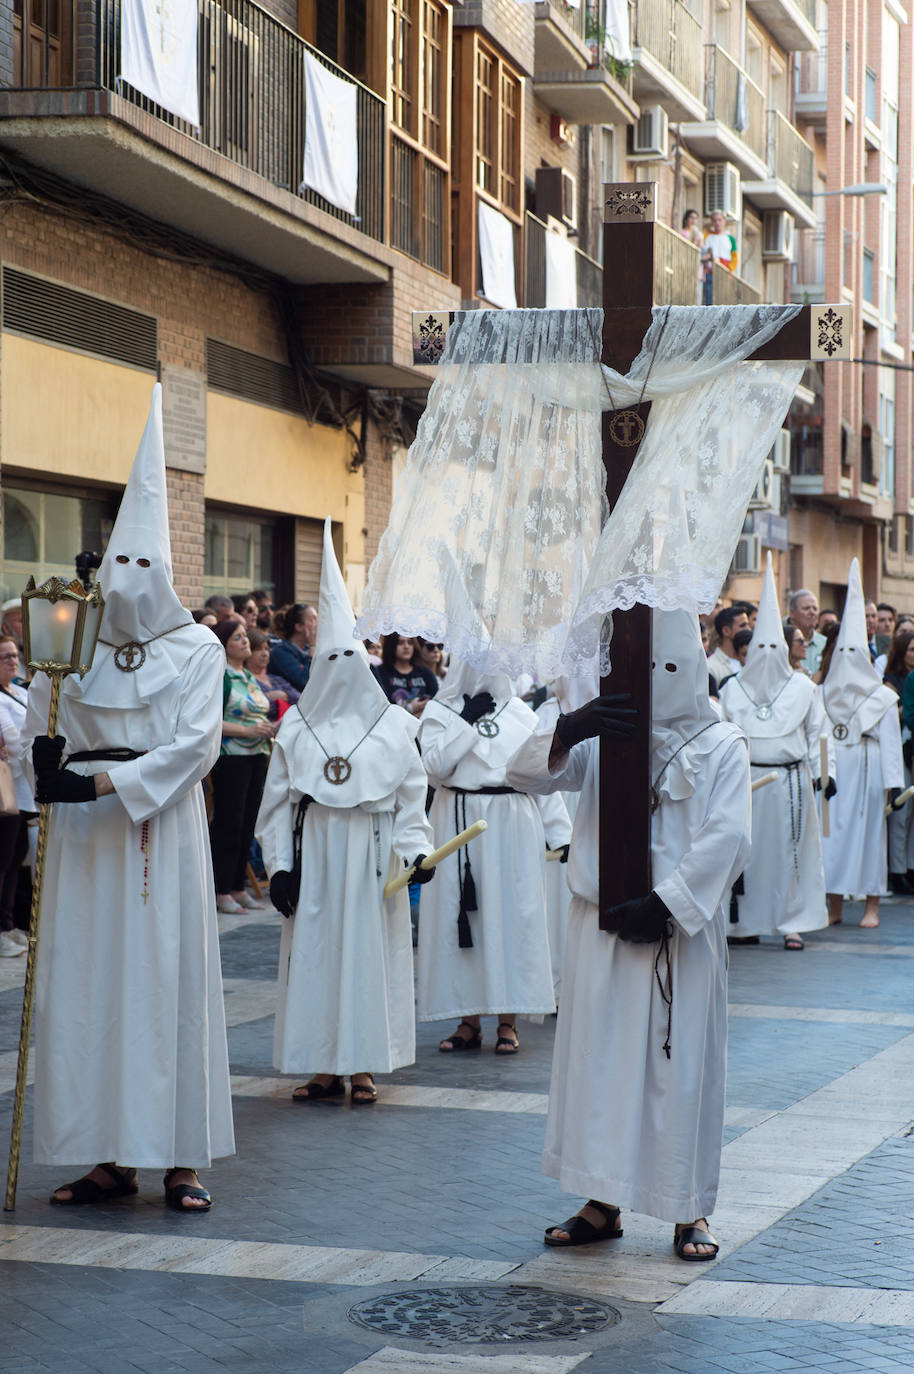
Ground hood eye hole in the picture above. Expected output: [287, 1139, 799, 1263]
[664, 662, 677, 673]
[328, 653, 338, 661]
[115, 555, 129, 564]
[137, 557, 150, 568]
[343, 649, 354, 656]
[651, 660, 656, 669]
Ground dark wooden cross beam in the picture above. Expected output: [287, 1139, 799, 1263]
[410, 183, 851, 917]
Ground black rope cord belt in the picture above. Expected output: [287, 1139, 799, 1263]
[66, 748, 147, 762]
[449, 785, 522, 796]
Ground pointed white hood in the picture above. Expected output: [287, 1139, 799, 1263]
[651, 610, 734, 804]
[823, 558, 896, 743]
[66, 384, 207, 710]
[281, 519, 421, 807]
[739, 555, 791, 705]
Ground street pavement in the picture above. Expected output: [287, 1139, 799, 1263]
[3, 897, 914, 1371]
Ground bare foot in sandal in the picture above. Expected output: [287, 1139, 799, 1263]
[50, 1162, 137, 1205]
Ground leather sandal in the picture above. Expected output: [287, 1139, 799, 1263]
[50, 1161, 138, 1206]
[439, 1021, 482, 1052]
[163, 1168, 211, 1213]
[783, 935, 804, 951]
[544, 1199, 623, 1247]
[494, 1022, 519, 1054]
[291, 1075, 346, 1102]
[350, 1074, 378, 1105]
[674, 1221, 719, 1261]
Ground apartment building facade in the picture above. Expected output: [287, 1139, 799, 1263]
[0, 0, 907, 615]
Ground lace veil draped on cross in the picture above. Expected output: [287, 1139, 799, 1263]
[357, 304, 805, 680]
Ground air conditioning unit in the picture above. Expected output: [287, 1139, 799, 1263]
[535, 166, 577, 231]
[632, 105, 668, 159]
[770, 428, 791, 474]
[703, 162, 741, 220]
[762, 209, 795, 262]
[749, 458, 776, 509]
[733, 532, 762, 575]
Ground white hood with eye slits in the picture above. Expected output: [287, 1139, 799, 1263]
[822, 558, 896, 745]
[651, 609, 738, 805]
[275, 519, 422, 807]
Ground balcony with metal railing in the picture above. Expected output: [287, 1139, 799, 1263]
[680, 46, 768, 179]
[652, 220, 702, 305]
[746, 0, 818, 55]
[791, 226, 826, 302]
[742, 109, 817, 228]
[794, 29, 828, 122]
[632, 0, 706, 122]
[709, 260, 762, 305]
[533, 0, 640, 126]
[524, 212, 603, 307]
[0, 0, 390, 286]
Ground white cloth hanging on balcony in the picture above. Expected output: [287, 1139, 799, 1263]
[603, 0, 633, 64]
[545, 232, 577, 310]
[357, 305, 802, 681]
[478, 202, 518, 311]
[119, 0, 199, 128]
[302, 52, 358, 217]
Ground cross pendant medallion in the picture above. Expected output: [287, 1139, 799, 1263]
[324, 756, 352, 784]
[114, 642, 146, 672]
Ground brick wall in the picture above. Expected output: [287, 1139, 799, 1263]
[166, 469, 206, 604]
[362, 414, 392, 566]
[454, 0, 534, 75]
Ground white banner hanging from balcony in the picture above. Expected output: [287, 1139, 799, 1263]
[603, 0, 632, 64]
[545, 232, 577, 309]
[302, 52, 358, 217]
[478, 202, 517, 310]
[119, 0, 199, 128]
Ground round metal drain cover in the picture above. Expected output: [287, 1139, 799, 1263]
[348, 1285, 620, 1345]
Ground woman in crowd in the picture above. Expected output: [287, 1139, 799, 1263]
[210, 619, 275, 914]
[884, 629, 914, 894]
[192, 608, 218, 627]
[784, 624, 810, 674]
[246, 629, 299, 722]
[414, 638, 447, 682]
[232, 595, 259, 632]
[373, 635, 438, 715]
[268, 604, 317, 692]
[0, 635, 31, 957]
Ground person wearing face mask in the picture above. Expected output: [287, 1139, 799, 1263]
[256, 521, 434, 1106]
[22, 386, 234, 1213]
[820, 560, 905, 930]
[507, 612, 751, 1261]
[719, 557, 831, 951]
[415, 658, 572, 1055]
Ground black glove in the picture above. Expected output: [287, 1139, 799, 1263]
[32, 734, 66, 777]
[460, 692, 496, 725]
[603, 891, 672, 943]
[410, 854, 435, 885]
[270, 871, 297, 918]
[889, 787, 904, 811]
[824, 777, 837, 801]
[556, 694, 636, 750]
[34, 769, 96, 805]
[557, 843, 570, 864]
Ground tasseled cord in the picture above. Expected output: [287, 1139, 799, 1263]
[653, 924, 674, 1059]
[729, 872, 744, 924]
[455, 791, 477, 948]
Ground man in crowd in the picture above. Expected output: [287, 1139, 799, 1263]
[817, 609, 838, 633]
[204, 593, 235, 623]
[707, 605, 748, 689]
[865, 600, 879, 661]
[787, 588, 825, 675]
[702, 211, 738, 304]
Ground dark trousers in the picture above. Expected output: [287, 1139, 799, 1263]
[0, 814, 28, 932]
[209, 754, 269, 894]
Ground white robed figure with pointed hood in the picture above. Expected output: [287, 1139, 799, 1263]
[507, 612, 751, 1258]
[416, 660, 571, 1053]
[24, 384, 234, 1211]
[719, 555, 830, 948]
[256, 520, 433, 1104]
[820, 558, 904, 929]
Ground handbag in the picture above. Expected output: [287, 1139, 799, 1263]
[0, 719, 19, 817]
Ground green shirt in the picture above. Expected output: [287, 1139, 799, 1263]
[221, 667, 271, 756]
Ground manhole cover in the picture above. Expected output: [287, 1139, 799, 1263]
[348, 1285, 620, 1344]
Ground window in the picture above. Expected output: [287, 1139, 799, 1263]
[863, 248, 875, 303]
[2, 485, 115, 602]
[390, 0, 414, 133]
[880, 380, 896, 500]
[422, 0, 443, 155]
[388, 0, 450, 272]
[204, 511, 276, 603]
[600, 126, 616, 186]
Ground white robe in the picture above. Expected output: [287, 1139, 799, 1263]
[22, 637, 234, 1169]
[256, 718, 432, 1076]
[536, 698, 576, 997]
[416, 702, 570, 1021]
[821, 708, 904, 896]
[719, 675, 829, 936]
[507, 723, 751, 1224]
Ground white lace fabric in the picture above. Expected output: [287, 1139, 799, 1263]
[358, 304, 804, 680]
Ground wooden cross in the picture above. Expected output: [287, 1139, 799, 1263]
[411, 179, 852, 918]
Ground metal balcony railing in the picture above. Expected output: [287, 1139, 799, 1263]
[634, 0, 705, 105]
[523, 212, 603, 307]
[14, 0, 386, 244]
[795, 32, 828, 96]
[652, 220, 702, 305]
[794, 227, 826, 285]
[767, 110, 814, 205]
[709, 261, 761, 304]
[543, 0, 587, 43]
[705, 45, 766, 165]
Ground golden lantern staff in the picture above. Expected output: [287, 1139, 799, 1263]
[4, 575, 104, 1212]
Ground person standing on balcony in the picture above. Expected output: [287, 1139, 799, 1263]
[702, 211, 738, 305]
